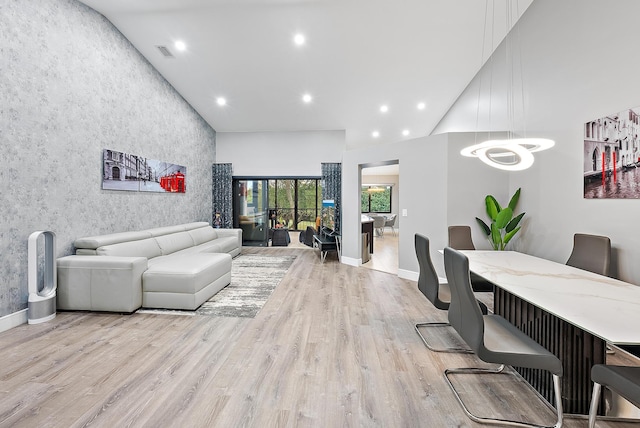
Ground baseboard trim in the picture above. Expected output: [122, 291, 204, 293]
[0, 309, 28, 333]
[398, 269, 419, 281]
[340, 256, 360, 267]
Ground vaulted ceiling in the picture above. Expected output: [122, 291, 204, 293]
[78, 0, 532, 149]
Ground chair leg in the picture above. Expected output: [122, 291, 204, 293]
[444, 366, 563, 428]
[414, 322, 472, 353]
[588, 382, 602, 428]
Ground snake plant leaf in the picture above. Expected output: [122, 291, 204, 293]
[490, 223, 501, 250]
[503, 226, 521, 245]
[485, 195, 500, 220]
[475, 217, 491, 236]
[495, 207, 513, 229]
[506, 212, 525, 233]
[508, 188, 521, 211]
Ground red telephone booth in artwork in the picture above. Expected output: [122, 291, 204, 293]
[171, 171, 185, 193]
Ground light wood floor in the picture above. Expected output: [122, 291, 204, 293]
[0, 247, 636, 427]
[361, 229, 399, 275]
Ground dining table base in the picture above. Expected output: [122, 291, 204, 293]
[494, 287, 606, 416]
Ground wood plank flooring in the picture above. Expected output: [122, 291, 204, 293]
[361, 231, 398, 275]
[0, 247, 636, 427]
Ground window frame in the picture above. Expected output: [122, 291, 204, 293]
[361, 185, 392, 214]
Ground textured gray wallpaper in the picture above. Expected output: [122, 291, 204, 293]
[0, 0, 216, 317]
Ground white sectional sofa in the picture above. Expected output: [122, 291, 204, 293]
[57, 222, 242, 312]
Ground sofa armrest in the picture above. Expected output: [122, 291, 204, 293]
[215, 228, 243, 249]
[57, 255, 147, 313]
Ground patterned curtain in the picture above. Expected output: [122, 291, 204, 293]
[321, 163, 342, 233]
[212, 163, 233, 229]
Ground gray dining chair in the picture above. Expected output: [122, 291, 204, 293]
[371, 215, 385, 237]
[443, 246, 564, 428]
[414, 234, 471, 353]
[589, 364, 640, 427]
[414, 234, 486, 353]
[448, 225, 494, 292]
[448, 225, 476, 250]
[566, 233, 611, 277]
[566, 233, 615, 354]
[384, 214, 397, 236]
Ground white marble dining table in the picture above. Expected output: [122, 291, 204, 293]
[461, 250, 640, 345]
[460, 250, 640, 415]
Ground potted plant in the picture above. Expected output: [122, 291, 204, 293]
[476, 188, 525, 250]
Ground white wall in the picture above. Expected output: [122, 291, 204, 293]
[433, 0, 640, 284]
[342, 136, 444, 275]
[342, 132, 507, 278]
[216, 130, 345, 177]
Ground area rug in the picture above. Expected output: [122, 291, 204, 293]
[137, 254, 296, 318]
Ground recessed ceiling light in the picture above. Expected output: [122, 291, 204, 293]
[302, 93, 313, 103]
[174, 40, 187, 52]
[216, 97, 227, 106]
[293, 33, 306, 46]
[372, 131, 380, 138]
[402, 129, 410, 136]
[380, 105, 389, 113]
[417, 102, 426, 110]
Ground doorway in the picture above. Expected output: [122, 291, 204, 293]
[360, 162, 399, 275]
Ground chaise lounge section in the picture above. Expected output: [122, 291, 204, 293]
[57, 222, 242, 312]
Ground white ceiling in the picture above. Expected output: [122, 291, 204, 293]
[78, 0, 532, 149]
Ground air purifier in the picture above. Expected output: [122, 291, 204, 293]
[28, 231, 57, 324]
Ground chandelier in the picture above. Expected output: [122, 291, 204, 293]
[461, 0, 554, 171]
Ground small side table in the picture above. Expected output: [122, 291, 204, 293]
[313, 235, 337, 262]
[271, 228, 291, 246]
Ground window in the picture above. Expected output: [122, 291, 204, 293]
[267, 178, 322, 230]
[361, 185, 391, 213]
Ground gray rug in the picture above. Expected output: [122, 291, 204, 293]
[137, 254, 296, 318]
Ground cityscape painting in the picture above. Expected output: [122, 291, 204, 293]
[584, 107, 640, 198]
[102, 149, 186, 193]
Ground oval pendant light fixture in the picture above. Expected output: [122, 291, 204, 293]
[462, 0, 554, 171]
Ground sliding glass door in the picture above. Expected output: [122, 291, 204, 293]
[233, 179, 268, 246]
[233, 177, 322, 246]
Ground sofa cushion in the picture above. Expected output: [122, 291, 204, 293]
[182, 222, 210, 231]
[57, 255, 147, 312]
[142, 253, 232, 294]
[197, 236, 238, 253]
[146, 255, 172, 267]
[96, 238, 162, 259]
[193, 241, 224, 254]
[74, 231, 152, 249]
[188, 226, 218, 245]
[145, 224, 187, 237]
[154, 231, 195, 255]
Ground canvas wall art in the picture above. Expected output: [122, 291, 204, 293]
[102, 149, 186, 193]
[584, 107, 640, 198]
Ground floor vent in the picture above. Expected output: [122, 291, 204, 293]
[156, 45, 174, 58]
